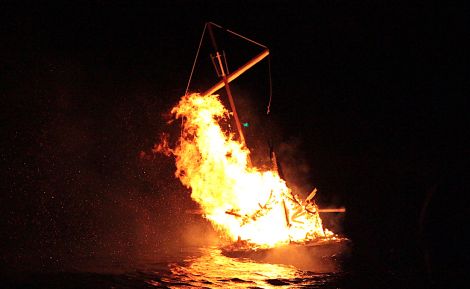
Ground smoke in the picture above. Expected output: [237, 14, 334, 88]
[276, 138, 314, 197]
[179, 218, 222, 248]
[257, 241, 351, 272]
[222, 85, 319, 197]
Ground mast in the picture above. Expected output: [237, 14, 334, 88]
[205, 23, 270, 167]
[206, 23, 248, 152]
[186, 22, 270, 166]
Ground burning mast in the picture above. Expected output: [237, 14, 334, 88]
[158, 23, 343, 249]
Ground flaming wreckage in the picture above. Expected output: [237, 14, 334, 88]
[158, 22, 348, 258]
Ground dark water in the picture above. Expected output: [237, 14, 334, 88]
[5, 246, 349, 289]
[4, 245, 453, 289]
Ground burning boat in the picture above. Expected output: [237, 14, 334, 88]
[157, 22, 348, 262]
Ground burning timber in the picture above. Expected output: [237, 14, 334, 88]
[160, 22, 348, 258]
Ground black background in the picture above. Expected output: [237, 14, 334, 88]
[1, 0, 468, 285]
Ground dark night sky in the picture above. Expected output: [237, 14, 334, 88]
[1, 0, 468, 278]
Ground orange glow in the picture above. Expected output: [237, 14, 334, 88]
[158, 93, 335, 248]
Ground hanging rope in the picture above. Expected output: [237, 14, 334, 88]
[267, 55, 273, 115]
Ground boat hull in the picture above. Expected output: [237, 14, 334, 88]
[221, 238, 350, 271]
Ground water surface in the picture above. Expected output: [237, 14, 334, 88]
[7, 246, 345, 288]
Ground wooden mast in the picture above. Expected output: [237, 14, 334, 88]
[205, 23, 269, 167]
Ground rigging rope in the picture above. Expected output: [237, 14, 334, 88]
[185, 23, 208, 95]
[267, 56, 273, 115]
[185, 22, 273, 115]
[208, 22, 268, 49]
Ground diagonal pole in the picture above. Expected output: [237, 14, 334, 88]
[206, 23, 258, 166]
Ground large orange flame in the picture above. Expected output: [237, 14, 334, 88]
[159, 93, 334, 248]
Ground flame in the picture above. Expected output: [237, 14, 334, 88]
[159, 93, 334, 248]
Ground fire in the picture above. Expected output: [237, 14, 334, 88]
[158, 93, 334, 248]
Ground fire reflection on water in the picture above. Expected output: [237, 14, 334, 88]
[148, 247, 339, 288]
